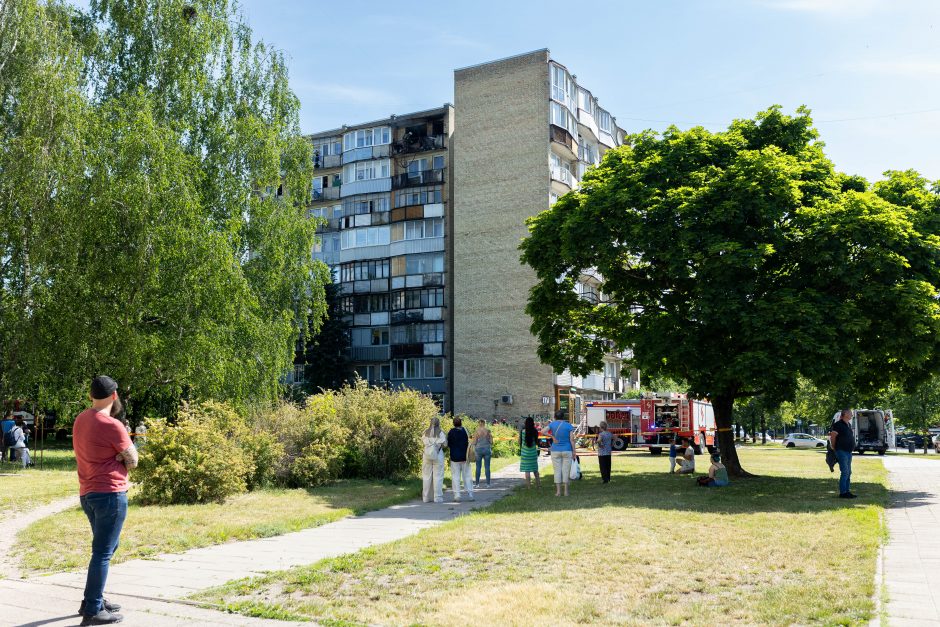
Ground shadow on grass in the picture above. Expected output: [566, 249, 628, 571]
[478, 469, 891, 516]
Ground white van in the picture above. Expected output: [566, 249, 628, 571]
[831, 409, 894, 455]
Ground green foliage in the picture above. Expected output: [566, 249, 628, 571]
[136, 401, 283, 503]
[0, 0, 328, 421]
[301, 282, 355, 393]
[520, 105, 940, 474]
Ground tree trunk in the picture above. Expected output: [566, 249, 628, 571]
[713, 394, 749, 477]
[751, 416, 757, 443]
[761, 413, 767, 444]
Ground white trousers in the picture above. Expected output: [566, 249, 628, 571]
[551, 450, 573, 484]
[422, 456, 444, 503]
[450, 461, 474, 500]
[677, 458, 695, 474]
[12, 446, 30, 467]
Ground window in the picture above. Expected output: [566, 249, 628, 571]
[357, 364, 391, 382]
[389, 253, 444, 276]
[396, 185, 443, 208]
[390, 218, 444, 242]
[315, 140, 341, 157]
[550, 63, 575, 111]
[432, 155, 444, 170]
[597, 109, 612, 134]
[343, 159, 390, 184]
[344, 193, 390, 215]
[392, 357, 444, 379]
[550, 101, 577, 136]
[340, 259, 390, 282]
[344, 294, 389, 314]
[340, 226, 390, 250]
[291, 364, 305, 385]
[391, 323, 445, 344]
[391, 288, 444, 310]
[578, 88, 594, 116]
[343, 126, 391, 151]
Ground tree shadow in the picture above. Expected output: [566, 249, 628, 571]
[483, 470, 891, 516]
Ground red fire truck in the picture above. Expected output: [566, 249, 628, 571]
[585, 393, 716, 454]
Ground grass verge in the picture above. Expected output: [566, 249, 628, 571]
[17, 455, 519, 573]
[195, 447, 888, 626]
[0, 448, 77, 514]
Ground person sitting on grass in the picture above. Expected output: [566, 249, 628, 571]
[669, 436, 680, 473]
[697, 454, 730, 487]
[676, 438, 695, 474]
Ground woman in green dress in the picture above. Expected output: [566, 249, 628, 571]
[519, 416, 540, 488]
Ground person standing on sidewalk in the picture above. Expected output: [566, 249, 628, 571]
[596, 421, 613, 484]
[519, 417, 541, 488]
[73, 375, 138, 625]
[829, 409, 857, 499]
[472, 419, 493, 487]
[446, 417, 474, 502]
[421, 417, 446, 503]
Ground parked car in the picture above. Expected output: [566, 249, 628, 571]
[899, 434, 931, 449]
[782, 433, 827, 449]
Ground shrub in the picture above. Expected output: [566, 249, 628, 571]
[252, 395, 348, 488]
[135, 401, 284, 504]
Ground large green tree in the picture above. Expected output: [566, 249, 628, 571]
[521, 106, 940, 476]
[0, 0, 327, 422]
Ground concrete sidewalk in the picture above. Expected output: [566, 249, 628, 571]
[879, 455, 940, 626]
[3, 458, 545, 626]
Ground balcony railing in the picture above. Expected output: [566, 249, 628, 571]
[392, 169, 444, 189]
[312, 187, 341, 201]
[550, 124, 574, 153]
[350, 346, 390, 362]
[342, 144, 391, 164]
[550, 166, 573, 187]
[392, 134, 446, 155]
[314, 154, 342, 169]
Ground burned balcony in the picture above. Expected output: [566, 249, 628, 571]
[550, 124, 574, 153]
[392, 169, 444, 189]
[392, 134, 446, 155]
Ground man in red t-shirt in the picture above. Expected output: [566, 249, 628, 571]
[73, 375, 137, 626]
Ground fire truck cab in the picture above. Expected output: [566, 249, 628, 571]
[586, 393, 716, 455]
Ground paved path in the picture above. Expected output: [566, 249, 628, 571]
[880, 455, 940, 626]
[0, 495, 79, 579]
[1, 458, 545, 626]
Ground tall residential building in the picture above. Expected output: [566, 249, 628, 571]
[301, 50, 638, 419]
[306, 106, 454, 409]
[452, 49, 638, 420]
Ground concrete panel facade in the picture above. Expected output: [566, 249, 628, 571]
[453, 50, 555, 420]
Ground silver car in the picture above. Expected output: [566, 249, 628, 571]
[782, 433, 827, 449]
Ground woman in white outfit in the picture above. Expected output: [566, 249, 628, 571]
[421, 417, 446, 503]
[10, 418, 32, 468]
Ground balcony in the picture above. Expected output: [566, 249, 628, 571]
[392, 169, 444, 189]
[550, 166, 574, 188]
[342, 143, 391, 164]
[392, 134, 446, 155]
[391, 343, 424, 358]
[350, 346, 390, 362]
[314, 154, 342, 169]
[312, 187, 341, 201]
[550, 124, 576, 159]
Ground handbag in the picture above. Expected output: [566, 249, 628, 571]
[569, 457, 582, 480]
[466, 428, 477, 463]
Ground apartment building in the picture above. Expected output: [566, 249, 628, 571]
[452, 49, 639, 420]
[301, 50, 637, 419]
[306, 106, 455, 409]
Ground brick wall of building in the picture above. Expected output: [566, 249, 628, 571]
[453, 50, 555, 420]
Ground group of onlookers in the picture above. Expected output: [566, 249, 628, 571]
[421, 417, 496, 503]
[421, 412, 732, 502]
[1, 413, 33, 467]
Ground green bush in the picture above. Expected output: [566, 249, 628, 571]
[136, 401, 284, 504]
[336, 381, 437, 480]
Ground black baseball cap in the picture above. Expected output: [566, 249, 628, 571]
[90, 375, 118, 400]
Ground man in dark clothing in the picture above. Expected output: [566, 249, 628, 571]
[446, 417, 474, 502]
[829, 409, 856, 499]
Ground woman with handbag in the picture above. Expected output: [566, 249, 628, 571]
[421, 417, 447, 503]
[542, 409, 577, 496]
[519, 417, 540, 488]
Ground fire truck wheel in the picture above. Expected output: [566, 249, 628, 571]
[706, 445, 717, 455]
[649, 447, 663, 455]
[612, 437, 626, 452]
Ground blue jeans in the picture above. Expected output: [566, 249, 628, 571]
[80, 491, 128, 616]
[475, 448, 492, 484]
[835, 449, 852, 495]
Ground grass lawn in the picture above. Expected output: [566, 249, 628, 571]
[0, 447, 77, 514]
[195, 447, 888, 626]
[17, 454, 519, 574]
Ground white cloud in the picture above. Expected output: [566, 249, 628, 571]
[759, 0, 880, 15]
[846, 59, 940, 77]
[293, 81, 401, 107]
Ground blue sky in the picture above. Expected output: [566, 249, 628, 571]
[232, 0, 940, 183]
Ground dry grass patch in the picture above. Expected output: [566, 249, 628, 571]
[19, 479, 421, 573]
[196, 447, 887, 626]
